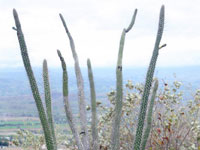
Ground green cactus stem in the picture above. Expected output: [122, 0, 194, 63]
[111, 9, 137, 150]
[57, 50, 85, 150]
[141, 79, 159, 150]
[197, 133, 200, 150]
[87, 59, 98, 150]
[13, 9, 55, 150]
[59, 13, 89, 150]
[43, 60, 57, 149]
[133, 5, 165, 150]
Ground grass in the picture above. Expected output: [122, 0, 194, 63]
[0, 117, 41, 136]
[0, 117, 70, 137]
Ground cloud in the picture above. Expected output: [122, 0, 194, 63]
[0, 0, 200, 68]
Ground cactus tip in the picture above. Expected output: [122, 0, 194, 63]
[87, 58, 90, 63]
[59, 13, 63, 19]
[13, 9, 18, 19]
[57, 49, 61, 56]
[57, 50, 64, 61]
[160, 5, 165, 15]
[135, 8, 138, 14]
[13, 8, 17, 14]
[43, 59, 47, 64]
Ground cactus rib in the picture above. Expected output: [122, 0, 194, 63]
[133, 5, 165, 150]
[13, 9, 55, 150]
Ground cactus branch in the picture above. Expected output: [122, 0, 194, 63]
[87, 59, 98, 150]
[13, 9, 55, 150]
[43, 60, 57, 149]
[141, 79, 159, 150]
[133, 5, 165, 150]
[57, 50, 85, 150]
[12, 26, 17, 31]
[159, 43, 167, 49]
[125, 9, 138, 33]
[111, 9, 137, 150]
[59, 13, 89, 149]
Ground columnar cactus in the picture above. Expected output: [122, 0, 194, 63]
[133, 5, 165, 150]
[59, 14, 89, 150]
[57, 50, 84, 150]
[13, 5, 166, 150]
[13, 9, 56, 150]
[87, 59, 98, 150]
[111, 9, 137, 150]
[43, 60, 57, 149]
[197, 132, 200, 150]
[141, 79, 159, 150]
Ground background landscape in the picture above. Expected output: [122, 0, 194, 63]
[0, 66, 200, 119]
[0, 0, 200, 148]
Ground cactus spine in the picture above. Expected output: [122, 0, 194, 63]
[13, 9, 56, 150]
[133, 5, 165, 150]
[111, 9, 137, 150]
[141, 79, 159, 150]
[59, 14, 89, 150]
[87, 59, 98, 150]
[57, 50, 85, 150]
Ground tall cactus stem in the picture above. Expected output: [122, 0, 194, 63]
[43, 60, 57, 149]
[13, 9, 55, 150]
[87, 59, 98, 150]
[111, 9, 137, 150]
[141, 79, 159, 150]
[57, 50, 85, 150]
[59, 13, 89, 150]
[197, 132, 200, 150]
[133, 5, 165, 150]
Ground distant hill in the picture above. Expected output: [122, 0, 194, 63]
[0, 66, 200, 118]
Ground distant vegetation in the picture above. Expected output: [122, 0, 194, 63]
[2, 80, 200, 149]
[0, 66, 200, 118]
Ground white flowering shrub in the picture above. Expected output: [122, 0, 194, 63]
[13, 80, 200, 150]
[97, 80, 200, 150]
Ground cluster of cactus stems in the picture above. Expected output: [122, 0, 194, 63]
[57, 50, 84, 150]
[13, 5, 165, 150]
[59, 13, 90, 150]
[13, 9, 56, 150]
[133, 6, 165, 150]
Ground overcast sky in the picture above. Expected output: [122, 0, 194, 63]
[0, 0, 200, 68]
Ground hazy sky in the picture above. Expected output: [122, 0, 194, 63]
[0, 0, 200, 68]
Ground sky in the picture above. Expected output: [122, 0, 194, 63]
[0, 0, 200, 68]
